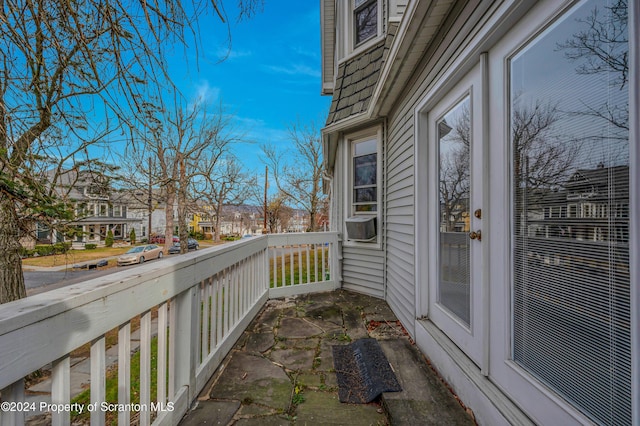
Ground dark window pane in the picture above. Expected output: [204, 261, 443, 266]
[354, 187, 376, 203]
[354, 153, 376, 186]
[355, 0, 377, 45]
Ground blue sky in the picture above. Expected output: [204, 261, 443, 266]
[166, 0, 331, 175]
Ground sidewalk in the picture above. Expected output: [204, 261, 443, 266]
[180, 290, 475, 425]
[22, 256, 118, 272]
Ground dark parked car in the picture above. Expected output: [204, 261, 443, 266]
[168, 238, 199, 254]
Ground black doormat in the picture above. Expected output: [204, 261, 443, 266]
[332, 338, 402, 404]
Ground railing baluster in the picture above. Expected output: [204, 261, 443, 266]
[229, 264, 238, 329]
[90, 336, 106, 426]
[140, 310, 151, 426]
[201, 279, 209, 362]
[290, 246, 295, 285]
[206, 277, 214, 357]
[224, 268, 231, 337]
[51, 356, 70, 426]
[216, 272, 223, 345]
[322, 243, 327, 281]
[157, 302, 168, 408]
[209, 276, 216, 350]
[168, 298, 176, 399]
[314, 243, 319, 282]
[297, 245, 303, 284]
[306, 244, 311, 284]
[281, 247, 286, 287]
[118, 322, 131, 426]
[240, 259, 246, 314]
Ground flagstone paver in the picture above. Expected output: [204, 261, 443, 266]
[180, 290, 476, 426]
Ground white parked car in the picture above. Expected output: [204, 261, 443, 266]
[117, 244, 163, 266]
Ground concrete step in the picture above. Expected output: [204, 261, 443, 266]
[380, 339, 475, 426]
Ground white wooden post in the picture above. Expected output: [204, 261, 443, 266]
[51, 355, 70, 426]
[173, 286, 198, 403]
[157, 302, 168, 406]
[202, 279, 210, 362]
[118, 322, 131, 426]
[1, 380, 25, 426]
[140, 310, 151, 426]
[90, 336, 106, 426]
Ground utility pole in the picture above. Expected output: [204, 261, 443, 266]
[148, 157, 153, 240]
[263, 165, 268, 234]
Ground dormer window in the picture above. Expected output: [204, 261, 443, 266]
[354, 0, 377, 46]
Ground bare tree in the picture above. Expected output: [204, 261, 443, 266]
[439, 102, 470, 232]
[262, 120, 326, 232]
[558, 0, 628, 141]
[266, 193, 293, 233]
[193, 156, 254, 242]
[0, 0, 262, 303]
[512, 101, 577, 191]
[128, 99, 241, 253]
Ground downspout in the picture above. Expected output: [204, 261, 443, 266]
[382, 117, 388, 302]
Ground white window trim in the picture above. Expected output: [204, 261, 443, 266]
[337, 0, 384, 62]
[98, 203, 109, 217]
[343, 126, 382, 249]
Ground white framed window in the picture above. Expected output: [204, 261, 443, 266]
[354, 0, 378, 46]
[113, 205, 122, 217]
[344, 126, 382, 246]
[337, 0, 383, 59]
[352, 138, 377, 213]
[98, 204, 108, 217]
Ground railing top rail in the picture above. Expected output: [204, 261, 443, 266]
[266, 231, 339, 246]
[0, 237, 268, 334]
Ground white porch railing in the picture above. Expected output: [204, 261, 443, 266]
[0, 232, 340, 426]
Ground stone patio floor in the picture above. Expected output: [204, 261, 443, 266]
[179, 289, 476, 426]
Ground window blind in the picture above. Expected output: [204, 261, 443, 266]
[510, 1, 630, 424]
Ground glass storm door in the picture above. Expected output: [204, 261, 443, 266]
[428, 68, 483, 365]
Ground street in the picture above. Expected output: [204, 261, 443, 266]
[25, 267, 127, 296]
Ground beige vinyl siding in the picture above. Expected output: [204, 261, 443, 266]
[321, 0, 336, 94]
[342, 247, 385, 298]
[384, 109, 416, 336]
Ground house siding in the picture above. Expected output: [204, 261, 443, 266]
[384, 105, 417, 336]
[321, 0, 335, 94]
[342, 247, 385, 298]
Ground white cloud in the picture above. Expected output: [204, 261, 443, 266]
[192, 80, 221, 104]
[213, 46, 253, 61]
[264, 63, 321, 79]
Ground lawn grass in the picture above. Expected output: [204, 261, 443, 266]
[21, 247, 131, 268]
[270, 247, 329, 288]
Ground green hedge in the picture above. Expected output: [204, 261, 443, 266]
[21, 242, 72, 258]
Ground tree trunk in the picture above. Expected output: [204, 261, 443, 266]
[0, 197, 27, 304]
[164, 191, 175, 253]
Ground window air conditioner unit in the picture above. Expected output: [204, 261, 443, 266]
[345, 216, 376, 241]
